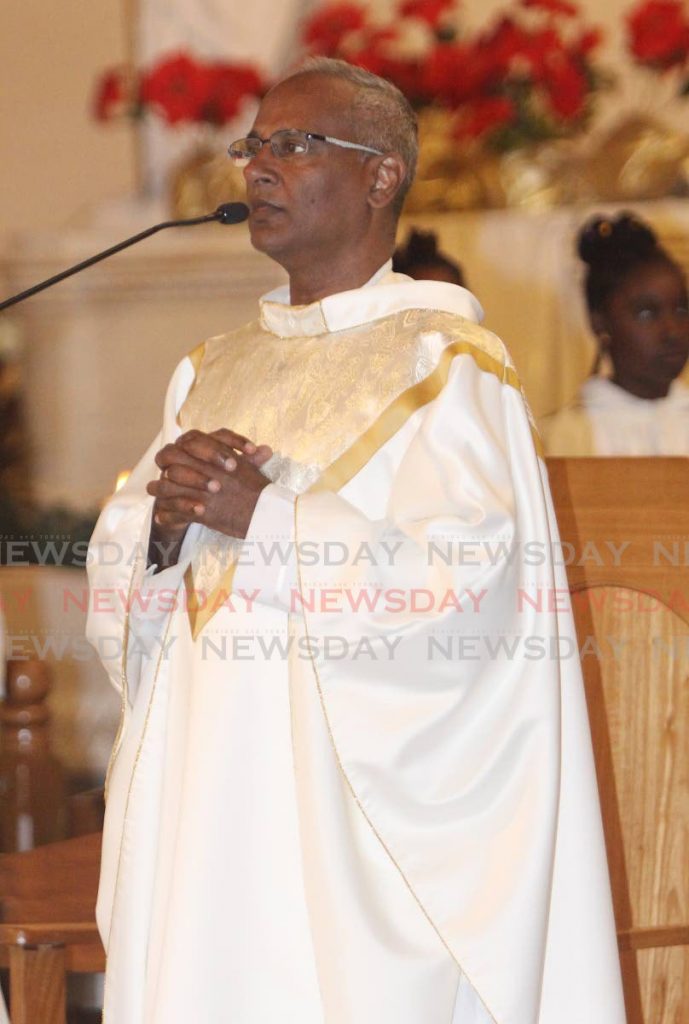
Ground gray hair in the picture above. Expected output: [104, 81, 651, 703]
[280, 57, 418, 213]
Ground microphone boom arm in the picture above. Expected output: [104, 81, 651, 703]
[0, 203, 248, 313]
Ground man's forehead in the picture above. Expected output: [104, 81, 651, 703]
[251, 76, 355, 135]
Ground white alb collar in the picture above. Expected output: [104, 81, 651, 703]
[259, 260, 484, 338]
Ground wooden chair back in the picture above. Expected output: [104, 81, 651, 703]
[0, 833, 104, 1024]
[548, 457, 689, 1024]
[0, 831, 104, 1024]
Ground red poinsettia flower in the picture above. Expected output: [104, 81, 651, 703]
[521, 0, 578, 17]
[454, 96, 517, 140]
[398, 0, 455, 28]
[573, 28, 603, 57]
[359, 51, 425, 100]
[479, 17, 533, 77]
[92, 67, 129, 121]
[287, 0, 603, 145]
[627, 0, 689, 69]
[203, 64, 264, 123]
[520, 27, 566, 80]
[140, 52, 212, 124]
[341, 23, 398, 61]
[422, 41, 494, 106]
[541, 50, 588, 118]
[339, 26, 427, 100]
[302, 3, 367, 56]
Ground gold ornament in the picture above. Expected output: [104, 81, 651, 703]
[169, 144, 247, 219]
[405, 108, 579, 211]
[581, 116, 689, 202]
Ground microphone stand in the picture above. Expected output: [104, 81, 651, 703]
[0, 202, 248, 313]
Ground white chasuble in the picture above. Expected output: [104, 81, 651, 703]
[87, 270, 625, 1024]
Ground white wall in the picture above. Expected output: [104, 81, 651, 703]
[0, 1, 136, 234]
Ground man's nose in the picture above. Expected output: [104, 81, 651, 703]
[243, 142, 279, 187]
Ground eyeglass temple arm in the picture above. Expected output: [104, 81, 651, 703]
[323, 135, 383, 155]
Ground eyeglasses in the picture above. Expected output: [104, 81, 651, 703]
[228, 128, 384, 166]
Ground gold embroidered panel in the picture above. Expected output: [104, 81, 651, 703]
[178, 309, 510, 481]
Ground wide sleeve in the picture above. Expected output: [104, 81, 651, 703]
[284, 351, 622, 1024]
[85, 356, 197, 694]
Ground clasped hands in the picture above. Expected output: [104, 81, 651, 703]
[146, 428, 272, 568]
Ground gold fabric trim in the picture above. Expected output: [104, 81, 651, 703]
[312, 340, 544, 495]
[174, 341, 207, 426]
[103, 558, 139, 802]
[102, 612, 174, 1018]
[292, 496, 499, 1024]
[185, 560, 238, 641]
[187, 341, 206, 376]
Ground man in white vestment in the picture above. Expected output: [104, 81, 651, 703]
[87, 59, 626, 1023]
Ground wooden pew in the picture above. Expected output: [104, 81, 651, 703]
[0, 457, 687, 1022]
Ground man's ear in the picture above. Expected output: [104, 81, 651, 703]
[367, 154, 406, 209]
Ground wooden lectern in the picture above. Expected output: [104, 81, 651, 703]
[0, 458, 688, 1022]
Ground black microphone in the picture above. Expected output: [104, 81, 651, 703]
[0, 202, 249, 313]
[214, 202, 249, 224]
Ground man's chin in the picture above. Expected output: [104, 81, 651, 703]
[248, 221, 288, 258]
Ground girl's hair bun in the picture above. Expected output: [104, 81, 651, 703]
[577, 213, 659, 266]
[393, 229, 465, 285]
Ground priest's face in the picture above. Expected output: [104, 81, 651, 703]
[242, 75, 381, 272]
